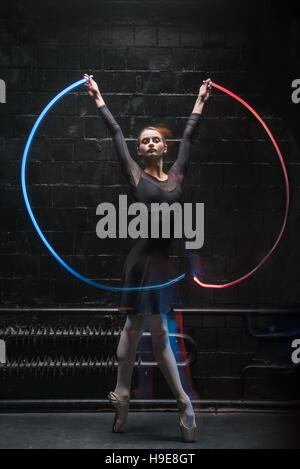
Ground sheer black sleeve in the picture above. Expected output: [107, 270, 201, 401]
[98, 105, 142, 188]
[169, 113, 201, 177]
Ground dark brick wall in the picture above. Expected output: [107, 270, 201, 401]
[0, 0, 300, 309]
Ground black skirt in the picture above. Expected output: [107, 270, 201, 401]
[119, 238, 175, 316]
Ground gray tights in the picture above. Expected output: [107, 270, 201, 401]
[114, 313, 194, 425]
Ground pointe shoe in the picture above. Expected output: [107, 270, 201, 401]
[107, 391, 130, 433]
[177, 399, 197, 443]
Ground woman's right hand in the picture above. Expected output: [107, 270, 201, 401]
[83, 73, 101, 100]
[83, 73, 105, 108]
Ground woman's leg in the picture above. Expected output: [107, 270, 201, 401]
[114, 313, 146, 400]
[147, 313, 195, 427]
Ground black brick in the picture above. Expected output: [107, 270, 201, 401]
[195, 352, 253, 377]
[11, 46, 34, 68]
[0, 231, 18, 255]
[30, 92, 56, 114]
[51, 143, 74, 161]
[226, 31, 249, 48]
[37, 23, 88, 46]
[53, 95, 78, 117]
[1, 69, 32, 91]
[80, 48, 103, 70]
[242, 328, 259, 353]
[203, 315, 225, 328]
[63, 254, 87, 275]
[49, 231, 75, 255]
[61, 162, 86, 184]
[0, 163, 16, 184]
[74, 140, 100, 162]
[0, 253, 39, 278]
[143, 95, 168, 117]
[0, 138, 24, 161]
[120, 96, 145, 117]
[28, 185, 52, 208]
[17, 230, 42, 254]
[103, 95, 123, 117]
[103, 49, 126, 70]
[0, 208, 16, 231]
[29, 141, 52, 163]
[148, 49, 172, 71]
[1, 278, 51, 305]
[40, 254, 63, 279]
[77, 95, 98, 118]
[95, 237, 134, 256]
[36, 47, 58, 69]
[244, 375, 300, 400]
[158, 27, 179, 47]
[0, 48, 10, 67]
[17, 19, 38, 44]
[74, 231, 132, 257]
[34, 207, 87, 231]
[167, 95, 195, 116]
[52, 186, 76, 207]
[57, 47, 82, 70]
[90, 26, 113, 48]
[77, 186, 100, 207]
[50, 278, 75, 303]
[74, 231, 97, 255]
[217, 328, 242, 352]
[202, 31, 226, 47]
[85, 117, 108, 139]
[193, 377, 241, 399]
[226, 315, 245, 328]
[65, 278, 119, 304]
[180, 28, 203, 47]
[40, 162, 63, 184]
[194, 328, 217, 352]
[112, 72, 137, 93]
[126, 48, 150, 70]
[213, 286, 240, 306]
[32, 70, 69, 92]
[86, 162, 122, 185]
[112, 26, 134, 47]
[0, 116, 16, 137]
[41, 116, 65, 138]
[86, 255, 125, 278]
[135, 27, 156, 47]
[5, 93, 31, 115]
[136, 71, 177, 94]
[64, 117, 85, 138]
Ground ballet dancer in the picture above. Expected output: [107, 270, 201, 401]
[84, 73, 211, 442]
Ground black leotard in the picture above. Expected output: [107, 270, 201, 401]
[99, 105, 200, 316]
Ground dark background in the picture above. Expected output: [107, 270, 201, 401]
[0, 0, 300, 308]
[0, 0, 299, 403]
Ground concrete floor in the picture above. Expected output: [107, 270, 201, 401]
[0, 411, 299, 449]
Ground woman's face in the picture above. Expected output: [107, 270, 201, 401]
[137, 129, 167, 159]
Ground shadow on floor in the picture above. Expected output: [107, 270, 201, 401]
[0, 411, 299, 449]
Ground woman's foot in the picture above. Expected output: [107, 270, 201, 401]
[107, 391, 130, 433]
[177, 398, 197, 442]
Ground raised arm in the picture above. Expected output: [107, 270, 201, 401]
[170, 78, 212, 177]
[84, 74, 142, 189]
